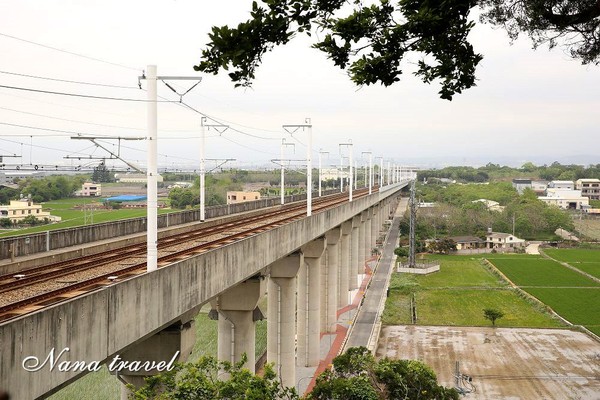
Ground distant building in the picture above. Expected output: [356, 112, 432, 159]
[0, 199, 61, 223]
[575, 178, 600, 200]
[539, 189, 589, 210]
[472, 199, 505, 212]
[75, 182, 102, 197]
[486, 232, 525, 249]
[512, 179, 532, 194]
[448, 236, 485, 250]
[0, 171, 46, 185]
[547, 180, 574, 190]
[320, 167, 349, 181]
[531, 180, 548, 195]
[226, 191, 261, 205]
[114, 173, 163, 183]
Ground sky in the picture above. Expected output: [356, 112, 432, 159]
[0, 0, 598, 172]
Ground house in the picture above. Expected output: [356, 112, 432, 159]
[486, 232, 525, 249]
[531, 180, 548, 195]
[472, 199, 505, 212]
[576, 178, 600, 200]
[75, 182, 101, 197]
[114, 173, 164, 183]
[448, 236, 485, 250]
[547, 180, 574, 190]
[539, 189, 589, 210]
[226, 191, 261, 205]
[512, 179, 532, 194]
[0, 199, 61, 223]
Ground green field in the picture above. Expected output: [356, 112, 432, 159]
[490, 257, 600, 287]
[486, 253, 600, 337]
[0, 198, 172, 238]
[543, 248, 600, 280]
[383, 255, 564, 328]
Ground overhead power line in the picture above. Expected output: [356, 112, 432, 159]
[0, 69, 139, 89]
[0, 84, 176, 102]
[0, 31, 140, 72]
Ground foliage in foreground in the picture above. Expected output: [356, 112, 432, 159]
[129, 355, 298, 400]
[308, 347, 459, 400]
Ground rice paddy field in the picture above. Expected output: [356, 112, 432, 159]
[383, 255, 565, 329]
[488, 250, 600, 337]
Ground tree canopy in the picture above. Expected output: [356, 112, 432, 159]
[196, 0, 600, 100]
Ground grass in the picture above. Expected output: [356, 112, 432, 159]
[521, 288, 600, 326]
[490, 257, 600, 287]
[0, 198, 171, 238]
[414, 289, 563, 328]
[383, 255, 564, 328]
[543, 248, 600, 280]
[50, 298, 268, 400]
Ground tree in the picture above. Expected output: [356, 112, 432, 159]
[394, 247, 409, 257]
[196, 1, 599, 101]
[479, 1, 600, 64]
[130, 355, 298, 400]
[308, 347, 459, 399]
[483, 308, 505, 326]
[92, 162, 114, 183]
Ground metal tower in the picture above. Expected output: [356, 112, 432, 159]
[408, 179, 417, 268]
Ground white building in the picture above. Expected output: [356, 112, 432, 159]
[576, 179, 600, 200]
[486, 232, 525, 249]
[472, 199, 505, 212]
[114, 173, 163, 183]
[75, 182, 101, 197]
[547, 180, 574, 190]
[320, 167, 349, 181]
[539, 189, 589, 210]
[0, 199, 61, 223]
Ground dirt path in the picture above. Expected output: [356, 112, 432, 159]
[377, 325, 600, 400]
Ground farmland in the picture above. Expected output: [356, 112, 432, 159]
[488, 250, 600, 337]
[489, 256, 600, 287]
[383, 255, 564, 328]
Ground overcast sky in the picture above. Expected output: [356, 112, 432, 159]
[0, 0, 598, 172]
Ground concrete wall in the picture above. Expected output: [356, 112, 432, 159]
[0, 184, 405, 399]
[0, 190, 339, 261]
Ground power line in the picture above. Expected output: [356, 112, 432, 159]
[0, 70, 139, 89]
[0, 31, 140, 72]
[0, 84, 176, 102]
[179, 101, 280, 141]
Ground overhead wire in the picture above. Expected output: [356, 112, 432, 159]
[0, 84, 176, 102]
[0, 31, 140, 72]
[0, 70, 139, 89]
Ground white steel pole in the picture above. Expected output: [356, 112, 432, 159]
[200, 117, 206, 221]
[307, 122, 312, 217]
[340, 155, 344, 193]
[354, 160, 357, 190]
[281, 139, 285, 205]
[388, 162, 391, 186]
[146, 65, 158, 272]
[369, 154, 373, 195]
[349, 147, 353, 202]
[318, 151, 322, 197]
[380, 158, 384, 187]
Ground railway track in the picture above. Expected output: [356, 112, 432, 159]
[0, 189, 375, 322]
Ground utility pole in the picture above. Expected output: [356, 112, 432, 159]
[318, 149, 329, 197]
[283, 118, 312, 216]
[139, 66, 201, 272]
[409, 179, 417, 268]
[199, 120, 231, 221]
[362, 151, 373, 195]
[339, 141, 353, 202]
[377, 156, 384, 187]
[339, 155, 344, 193]
[280, 139, 295, 205]
[387, 161, 391, 186]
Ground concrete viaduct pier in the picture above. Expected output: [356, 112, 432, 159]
[0, 182, 407, 399]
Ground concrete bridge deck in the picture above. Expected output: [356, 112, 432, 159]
[0, 182, 408, 399]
